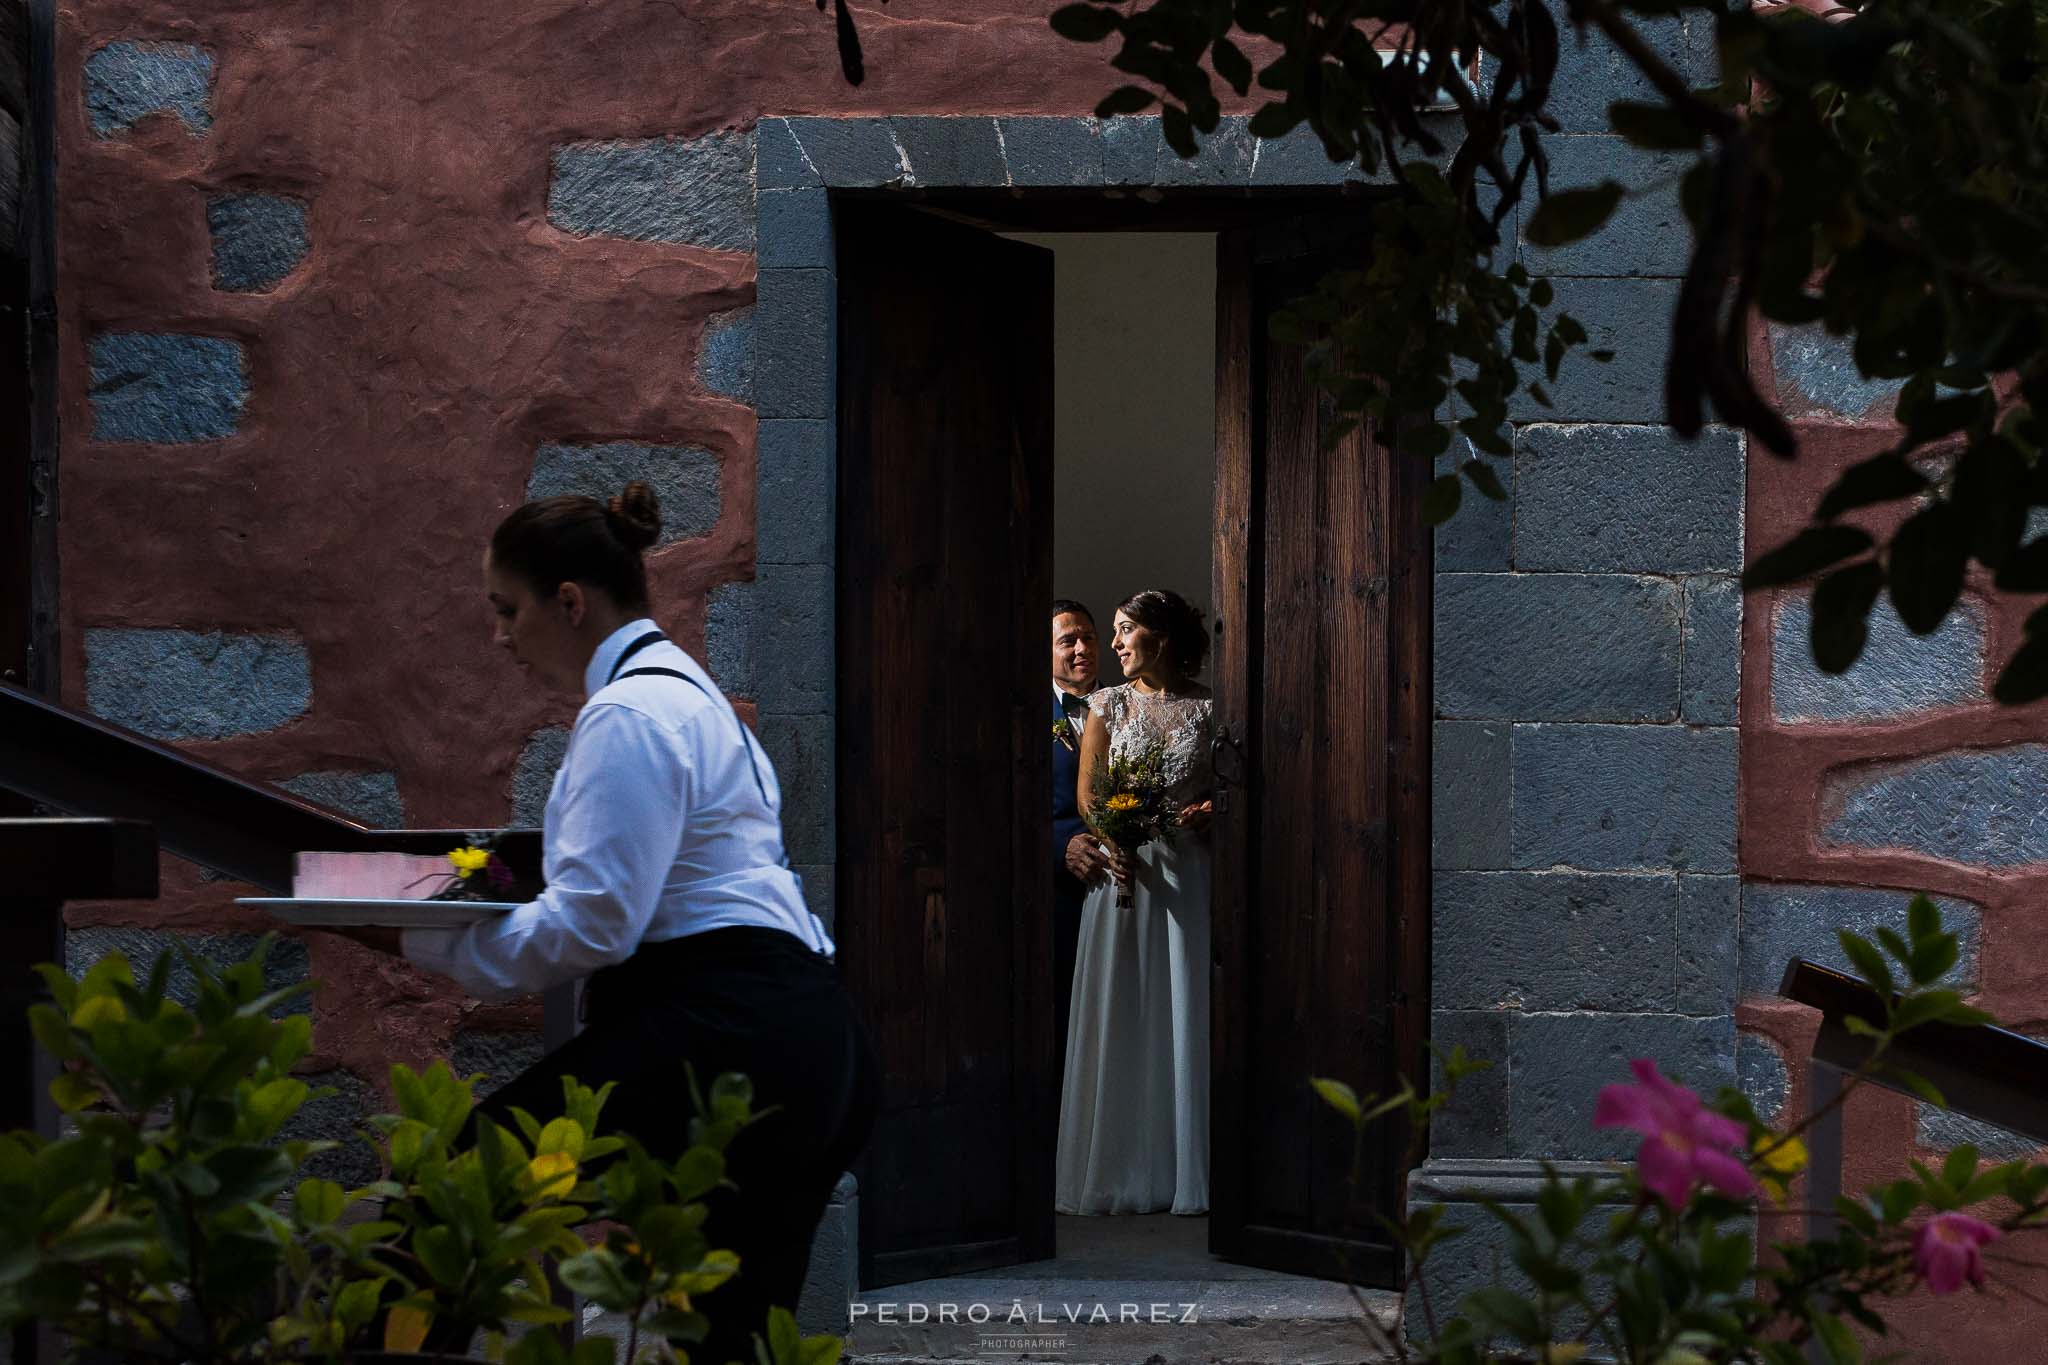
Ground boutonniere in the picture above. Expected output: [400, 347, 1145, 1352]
[1052, 717, 1077, 751]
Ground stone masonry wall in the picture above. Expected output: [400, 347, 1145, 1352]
[1739, 329, 2048, 1355]
[1427, 7, 1743, 1163]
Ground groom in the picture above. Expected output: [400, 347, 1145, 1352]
[1052, 600, 1112, 1062]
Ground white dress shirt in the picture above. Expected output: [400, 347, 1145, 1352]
[403, 618, 832, 1000]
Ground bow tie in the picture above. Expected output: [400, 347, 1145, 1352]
[1060, 691, 1088, 713]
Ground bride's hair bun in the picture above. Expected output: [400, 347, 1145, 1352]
[606, 481, 662, 552]
[1117, 588, 1209, 677]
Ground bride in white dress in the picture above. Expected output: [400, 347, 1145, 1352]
[1055, 588, 1214, 1216]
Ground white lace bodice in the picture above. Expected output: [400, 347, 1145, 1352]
[1088, 683, 1215, 808]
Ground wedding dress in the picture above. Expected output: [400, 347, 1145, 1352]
[1054, 683, 1213, 1215]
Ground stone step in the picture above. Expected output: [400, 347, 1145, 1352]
[846, 1276, 1402, 1364]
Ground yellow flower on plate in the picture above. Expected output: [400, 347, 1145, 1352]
[1754, 1132, 1809, 1205]
[448, 845, 491, 879]
[1106, 793, 1141, 813]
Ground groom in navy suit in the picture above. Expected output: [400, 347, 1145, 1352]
[1052, 600, 1112, 1062]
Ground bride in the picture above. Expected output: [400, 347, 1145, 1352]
[1055, 588, 1215, 1216]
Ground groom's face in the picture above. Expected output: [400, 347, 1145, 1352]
[1052, 612, 1098, 693]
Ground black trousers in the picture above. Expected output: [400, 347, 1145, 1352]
[471, 927, 880, 1365]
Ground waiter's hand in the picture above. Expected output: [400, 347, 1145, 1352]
[324, 925, 405, 956]
[1065, 831, 1115, 885]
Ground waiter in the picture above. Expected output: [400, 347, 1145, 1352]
[344, 481, 877, 1363]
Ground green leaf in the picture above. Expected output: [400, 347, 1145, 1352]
[295, 1177, 344, 1227]
[1247, 102, 1302, 138]
[1459, 1285, 1544, 1344]
[558, 1248, 639, 1309]
[1161, 104, 1197, 159]
[1310, 1077, 1362, 1123]
[1524, 182, 1626, 247]
[1744, 524, 1875, 588]
[1461, 460, 1508, 501]
[1049, 4, 1119, 43]
[1094, 85, 1155, 117]
[1422, 474, 1463, 526]
[1212, 37, 1253, 95]
[1607, 100, 1706, 149]
[1838, 930, 1897, 997]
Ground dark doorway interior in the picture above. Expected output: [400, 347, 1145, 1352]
[833, 193, 1430, 1293]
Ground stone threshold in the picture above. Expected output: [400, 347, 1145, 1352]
[847, 1215, 1400, 1365]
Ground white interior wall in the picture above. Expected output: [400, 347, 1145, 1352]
[1008, 231, 1217, 684]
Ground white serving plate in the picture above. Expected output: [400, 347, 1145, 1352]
[237, 897, 519, 929]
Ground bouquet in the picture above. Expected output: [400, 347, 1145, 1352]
[1087, 741, 1181, 909]
[418, 830, 519, 902]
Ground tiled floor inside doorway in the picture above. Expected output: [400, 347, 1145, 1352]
[847, 1214, 1400, 1364]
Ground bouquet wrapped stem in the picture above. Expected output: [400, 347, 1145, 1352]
[1087, 741, 1180, 909]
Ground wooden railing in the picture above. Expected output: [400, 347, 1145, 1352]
[1779, 957, 2048, 1242]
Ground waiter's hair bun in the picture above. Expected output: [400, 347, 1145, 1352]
[607, 481, 662, 552]
[491, 483, 660, 613]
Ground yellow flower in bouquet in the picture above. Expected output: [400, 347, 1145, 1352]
[1088, 742, 1180, 909]
[447, 845, 492, 879]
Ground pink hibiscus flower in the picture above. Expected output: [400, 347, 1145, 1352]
[1593, 1058, 1757, 1208]
[1914, 1212, 2000, 1295]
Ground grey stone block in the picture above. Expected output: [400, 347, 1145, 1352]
[65, 927, 310, 1017]
[1153, 116, 1257, 186]
[1433, 720, 1511, 870]
[1512, 723, 1737, 872]
[697, 306, 754, 403]
[1737, 1031, 1789, 1126]
[1771, 594, 1984, 723]
[1770, 322, 1901, 420]
[1546, 15, 1720, 134]
[1508, 1011, 1735, 1159]
[705, 580, 756, 696]
[513, 726, 571, 825]
[280, 770, 403, 827]
[85, 627, 310, 741]
[1916, 1105, 2043, 1162]
[548, 131, 756, 250]
[1739, 883, 1980, 995]
[1822, 745, 2048, 868]
[1248, 124, 1361, 187]
[1514, 424, 1743, 573]
[89, 332, 248, 444]
[1100, 116, 1167, 185]
[1435, 573, 1682, 721]
[1434, 443, 1513, 572]
[996, 117, 1104, 186]
[85, 41, 213, 137]
[796, 1174, 860, 1334]
[1435, 870, 1678, 1011]
[1519, 138, 1690, 278]
[759, 714, 833, 864]
[786, 118, 904, 187]
[756, 268, 835, 420]
[758, 419, 833, 564]
[756, 564, 833, 714]
[1676, 874, 1738, 1015]
[1682, 576, 1741, 725]
[1510, 278, 1678, 424]
[208, 194, 309, 292]
[792, 862, 836, 935]
[284, 1067, 382, 1188]
[892, 117, 1006, 187]
[756, 188, 833, 268]
[756, 118, 819, 190]
[1427, 1011, 1510, 1158]
[452, 1028, 547, 1101]
[526, 442, 720, 545]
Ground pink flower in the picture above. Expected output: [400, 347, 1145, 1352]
[1593, 1058, 1757, 1208]
[1914, 1212, 2000, 1294]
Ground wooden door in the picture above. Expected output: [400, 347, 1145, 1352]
[1209, 222, 1432, 1286]
[836, 202, 1056, 1288]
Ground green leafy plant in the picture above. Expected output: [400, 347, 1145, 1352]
[0, 937, 845, 1365]
[1313, 898, 2035, 1363]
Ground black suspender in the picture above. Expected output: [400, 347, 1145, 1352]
[604, 633, 772, 811]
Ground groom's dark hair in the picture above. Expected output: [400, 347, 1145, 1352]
[1052, 599, 1095, 626]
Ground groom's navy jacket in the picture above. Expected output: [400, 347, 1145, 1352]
[1052, 687, 1089, 1059]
